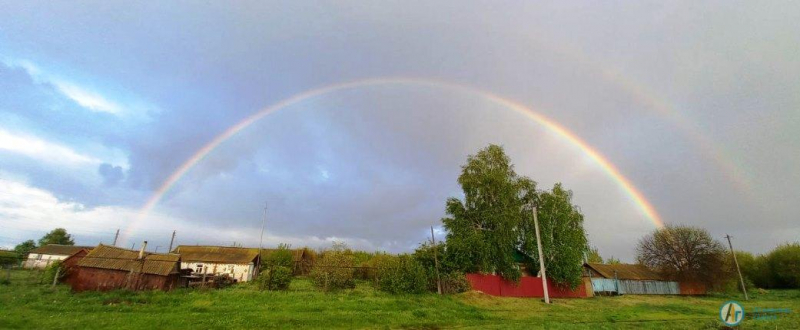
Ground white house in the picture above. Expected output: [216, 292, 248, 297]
[24, 244, 92, 269]
[173, 246, 261, 282]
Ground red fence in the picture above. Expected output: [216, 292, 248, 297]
[466, 273, 589, 298]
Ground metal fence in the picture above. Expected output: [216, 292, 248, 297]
[591, 278, 679, 295]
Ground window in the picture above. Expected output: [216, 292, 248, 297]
[196, 264, 204, 273]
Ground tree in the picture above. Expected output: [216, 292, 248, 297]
[636, 225, 728, 288]
[521, 183, 589, 288]
[766, 243, 800, 288]
[442, 144, 537, 282]
[38, 228, 74, 246]
[606, 256, 621, 265]
[14, 240, 37, 256]
[442, 144, 589, 287]
[586, 246, 603, 263]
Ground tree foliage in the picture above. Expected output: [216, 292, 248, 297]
[14, 240, 37, 256]
[766, 243, 800, 288]
[38, 228, 74, 246]
[521, 184, 589, 288]
[264, 243, 294, 269]
[636, 225, 728, 288]
[442, 144, 588, 287]
[736, 243, 800, 289]
[586, 246, 603, 263]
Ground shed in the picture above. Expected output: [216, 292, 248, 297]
[174, 246, 260, 282]
[70, 244, 182, 292]
[24, 245, 93, 269]
[584, 263, 680, 295]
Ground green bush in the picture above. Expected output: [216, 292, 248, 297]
[41, 261, 63, 284]
[440, 271, 471, 294]
[767, 243, 800, 288]
[310, 244, 356, 291]
[375, 255, 428, 294]
[256, 266, 293, 291]
[264, 243, 294, 269]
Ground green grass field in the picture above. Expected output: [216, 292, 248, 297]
[0, 269, 797, 329]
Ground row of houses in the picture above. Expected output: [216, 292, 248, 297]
[23, 243, 313, 291]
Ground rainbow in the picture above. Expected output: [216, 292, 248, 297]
[123, 77, 664, 244]
[519, 36, 752, 192]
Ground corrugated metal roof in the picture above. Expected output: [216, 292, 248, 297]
[29, 244, 93, 256]
[584, 263, 664, 281]
[77, 245, 179, 276]
[173, 246, 259, 264]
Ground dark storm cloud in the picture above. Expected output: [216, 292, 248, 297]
[0, 1, 797, 258]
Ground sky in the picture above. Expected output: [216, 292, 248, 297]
[0, 1, 798, 261]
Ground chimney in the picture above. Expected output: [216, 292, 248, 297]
[139, 241, 148, 259]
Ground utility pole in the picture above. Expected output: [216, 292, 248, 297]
[168, 230, 176, 253]
[112, 229, 119, 246]
[258, 202, 267, 270]
[533, 206, 550, 304]
[725, 234, 748, 301]
[431, 226, 442, 295]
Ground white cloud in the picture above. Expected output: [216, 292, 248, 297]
[2, 58, 124, 115]
[51, 81, 123, 115]
[0, 129, 99, 165]
[0, 177, 376, 252]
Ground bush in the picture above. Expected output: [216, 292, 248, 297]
[256, 266, 293, 291]
[310, 244, 356, 291]
[737, 243, 800, 289]
[41, 261, 63, 284]
[767, 243, 800, 288]
[264, 243, 294, 270]
[355, 253, 393, 281]
[375, 255, 428, 294]
[440, 271, 471, 294]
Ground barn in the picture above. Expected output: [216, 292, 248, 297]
[70, 244, 182, 292]
[584, 263, 706, 295]
[24, 245, 92, 269]
[174, 246, 260, 282]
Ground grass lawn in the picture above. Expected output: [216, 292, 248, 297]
[0, 269, 797, 329]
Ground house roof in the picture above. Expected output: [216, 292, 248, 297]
[77, 245, 180, 276]
[584, 263, 664, 281]
[29, 244, 93, 256]
[173, 246, 260, 264]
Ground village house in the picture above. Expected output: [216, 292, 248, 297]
[69, 243, 183, 292]
[24, 244, 92, 269]
[583, 263, 706, 295]
[174, 246, 260, 282]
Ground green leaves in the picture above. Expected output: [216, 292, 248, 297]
[443, 144, 588, 287]
[38, 228, 74, 246]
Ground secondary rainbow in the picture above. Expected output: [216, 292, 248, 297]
[123, 78, 664, 244]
